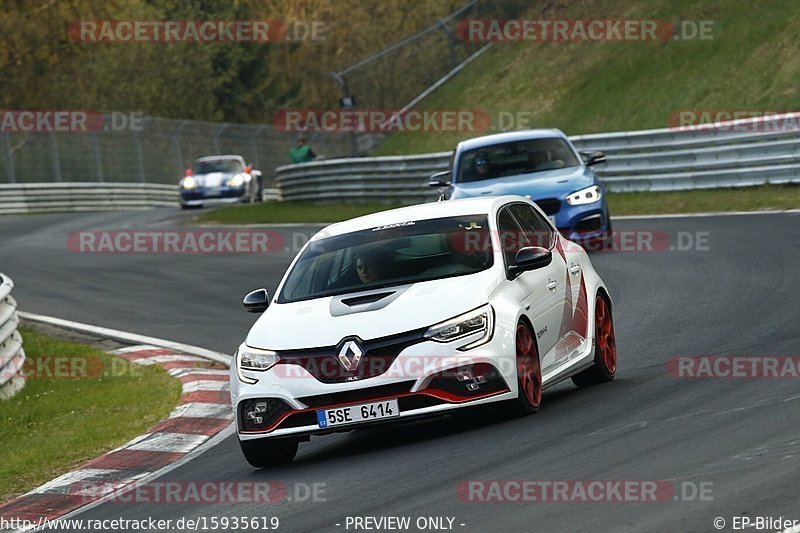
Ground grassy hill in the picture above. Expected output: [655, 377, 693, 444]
[376, 0, 800, 155]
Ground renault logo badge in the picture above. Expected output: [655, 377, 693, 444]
[338, 340, 363, 371]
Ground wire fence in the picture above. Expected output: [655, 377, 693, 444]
[329, 0, 527, 111]
[1, 0, 531, 185]
[0, 116, 369, 186]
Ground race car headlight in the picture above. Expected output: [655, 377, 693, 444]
[226, 174, 245, 187]
[424, 304, 494, 351]
[236, 346, 280, 384]
[566, 185, 602, 205]
[180, 176, 197, 189]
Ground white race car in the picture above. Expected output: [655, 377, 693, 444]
[230, 196, 617, 467]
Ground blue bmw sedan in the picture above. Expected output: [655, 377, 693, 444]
[430, 130, 611, 248]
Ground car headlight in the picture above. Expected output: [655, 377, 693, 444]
[236, 346, 280, 384]
[226, 174, 245, 187]
[180, 176, 197, 189]
[566, 185, 602, 206]
[424, 304, 494, 351]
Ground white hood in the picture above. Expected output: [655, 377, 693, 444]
[195, 172, 231, 188]
[245, 269, 500, 350]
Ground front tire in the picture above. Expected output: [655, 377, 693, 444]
[514, 321, 542, 414]
[572, 294, 617, 387]
[239, 437, 298, 468]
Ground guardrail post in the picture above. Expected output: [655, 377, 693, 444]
[2, 133, 15, 183]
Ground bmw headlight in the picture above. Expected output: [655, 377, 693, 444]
[236, 345, 280, 384]
[180, 176, 197, 189]
[226, 174, 245, 187]
[424, 304, 494, 351]
[566, 185, 602, 205]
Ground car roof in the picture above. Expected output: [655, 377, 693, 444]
[314, 196, 529, 240]
[195, 155, 245, 162]
[457, 129, 567, 152]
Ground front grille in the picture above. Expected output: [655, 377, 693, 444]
[277, 390, 447, 431]
[535, 198, 561, 215]
[298, 381, 416, 408]
[239, 398, 292, 431]
[274, 328, 427, 384]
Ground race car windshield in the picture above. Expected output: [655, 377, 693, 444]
[277, 215, 494, 303]
[457, 138, 580, 183]
[192, 160, 244, 174]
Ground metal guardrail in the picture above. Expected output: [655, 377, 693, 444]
[0, 183, 280, 214]
[276, 114, 800, 200]
[0, 273, 25, 400]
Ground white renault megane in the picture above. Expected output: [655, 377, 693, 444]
[230, 196, 617, 467]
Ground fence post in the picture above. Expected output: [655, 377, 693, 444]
[49, 133, 62, 182]
[132, 130, 145, 182]
[437, 19, 458, 70]
[329, 71, 358, 157]
[250, 125, 265, 171]
[2, 134, 15, 183]
[91, 133, 104, 182]
[213, 124, 229, 153]
[173, 120, 188, 174]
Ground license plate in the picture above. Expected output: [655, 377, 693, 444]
[316, 399, 399, 428]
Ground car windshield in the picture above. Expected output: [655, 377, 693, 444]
[457, 138, 580, 183]
[193, 160, 243, 174]
[278, 215, 494, 303]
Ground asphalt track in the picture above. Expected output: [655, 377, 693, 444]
[1, 208, 799, 532]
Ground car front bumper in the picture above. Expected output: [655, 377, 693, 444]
[541, 199, 611, 248]
[230, 324, 518, 440]
[180, 186, 247, 205]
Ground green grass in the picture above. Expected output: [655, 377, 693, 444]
[608, 185, 800, 215]
[194, 201, 408, 225]
[0, 328, 181, 502]
[192, 185, 800, 224]
[374, 0, 800, 155]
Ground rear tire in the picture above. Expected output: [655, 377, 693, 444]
[572, 294, 617, 387]
[239, 437, 298, 468]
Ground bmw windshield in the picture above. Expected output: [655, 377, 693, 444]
[457, 138, 580, 183]
[278, 215, 494, 303]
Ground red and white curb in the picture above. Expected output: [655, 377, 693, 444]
[0, 344, 233, 527]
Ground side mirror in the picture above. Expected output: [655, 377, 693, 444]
[428, 170, 451, 187]
[581, 151, 607, 166]
[508, 246, 552, 278]
[243, 288, 269, 313]
[185, 168, 192, 176]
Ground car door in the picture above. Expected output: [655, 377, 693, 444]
[497, 205, 567, 375]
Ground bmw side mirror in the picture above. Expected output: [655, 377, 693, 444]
[243, 288, 269, 313]
[581, 151, 607, 166]
[428, 170, 451, 187]
[508, 247, 552, 278]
